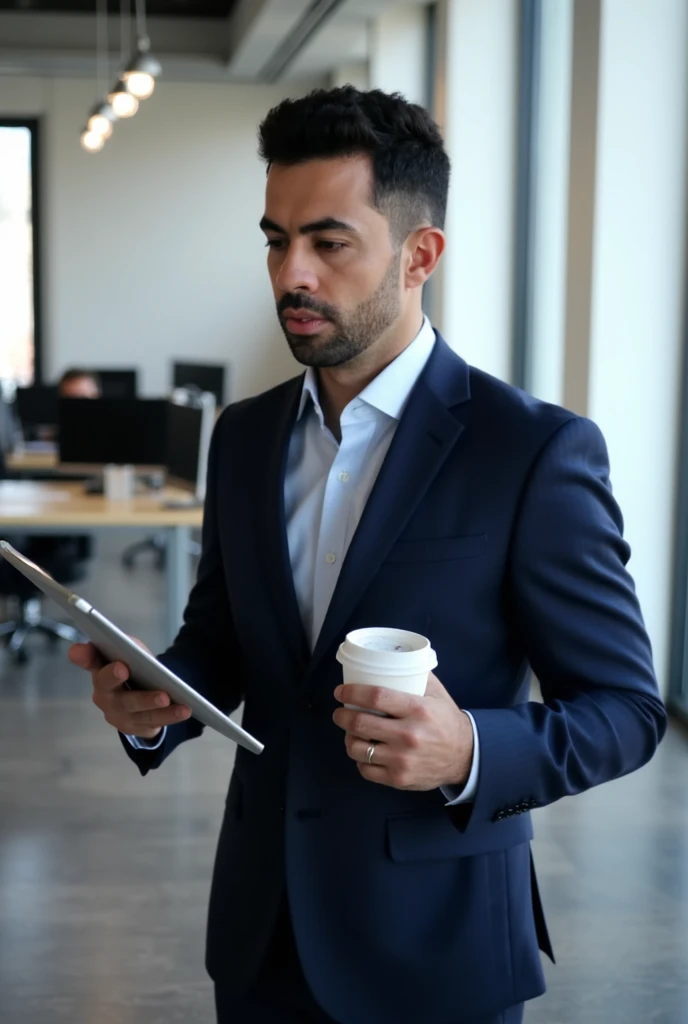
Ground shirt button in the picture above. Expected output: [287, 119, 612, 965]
[325, 552, 336, 564]
[338, 472, 349, 482]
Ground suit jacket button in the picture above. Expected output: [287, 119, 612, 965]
[304, 701, 313, 712]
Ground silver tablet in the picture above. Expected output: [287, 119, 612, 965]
[0, 540, 263, 755]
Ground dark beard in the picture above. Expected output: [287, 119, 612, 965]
[276, 254, 402, 368]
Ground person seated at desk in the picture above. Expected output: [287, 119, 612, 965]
[58, 368, 101, 400]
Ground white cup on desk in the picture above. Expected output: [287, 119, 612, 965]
[336, 627, 438, 714]
[103, 464, 135, 501]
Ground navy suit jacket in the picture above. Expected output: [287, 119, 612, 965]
[122, 335, 666, 1023]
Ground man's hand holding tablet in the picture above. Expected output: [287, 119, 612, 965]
[69, 640, 191, 740]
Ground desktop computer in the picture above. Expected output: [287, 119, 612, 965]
[164, 390, 216, 505]
[15, 385, 59, 439]
[57, 398, 168, 465]
[94, 369, 138, 399]
[171, 361, 226, 407]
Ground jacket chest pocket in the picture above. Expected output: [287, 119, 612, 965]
[384, 535, 487, 564]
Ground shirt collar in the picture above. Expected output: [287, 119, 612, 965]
[296, 316, 436, 424]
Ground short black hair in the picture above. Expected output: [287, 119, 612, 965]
[258, 86, 450, 241]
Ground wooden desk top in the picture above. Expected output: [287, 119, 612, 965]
[0, 481, 204, 528]
[6, 449, 58, 471]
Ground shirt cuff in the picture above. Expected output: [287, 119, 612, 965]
[440, 711, 480, 806]
[125, 727, 167, 751]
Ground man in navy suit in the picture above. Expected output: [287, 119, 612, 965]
[70, 87, 666, 1023]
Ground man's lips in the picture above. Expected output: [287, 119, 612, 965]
[282, 309, 331, 335]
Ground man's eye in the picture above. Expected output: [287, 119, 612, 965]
[317, 241, 345, 252]
[265, 239, 285, 250]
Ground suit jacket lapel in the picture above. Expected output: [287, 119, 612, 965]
[306, 336, 471, 677]
[257, 377, 311, 671]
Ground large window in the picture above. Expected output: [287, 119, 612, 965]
[0, 119, 41, 385]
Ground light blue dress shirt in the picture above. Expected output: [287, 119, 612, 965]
[129, 317, 479, 805]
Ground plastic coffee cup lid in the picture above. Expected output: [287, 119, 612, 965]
[336, 627, 437, 676]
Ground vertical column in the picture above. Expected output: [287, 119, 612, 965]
[432, 0, 520, 381]
[562, 0, 600, 416]
[528, 0, 574, 405]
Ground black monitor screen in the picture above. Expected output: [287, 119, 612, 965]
[165, 403, 202, 489]
[172, 362, 225, 406]
[95, 369, 138, 399]
[15, 385, 59, 429]
[58, 398, 167, 464]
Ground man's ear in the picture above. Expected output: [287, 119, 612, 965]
[404, 227, 445, 289]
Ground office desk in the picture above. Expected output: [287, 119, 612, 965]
[6, 449, 58, 472]
[0, 481, 203, 643]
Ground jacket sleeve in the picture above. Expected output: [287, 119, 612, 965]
[450, 415, 667, 831]
[121, 414, 244, 775]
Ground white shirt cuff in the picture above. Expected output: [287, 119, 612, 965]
[440, 710, 480, 805]
[125, 727, 167, 751]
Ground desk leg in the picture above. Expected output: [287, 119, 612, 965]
[166, 525, 191, 644]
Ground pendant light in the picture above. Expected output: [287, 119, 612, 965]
[80, 0, 117, 152]
[121, 0, 161, 100]
[107, 1, 139, 117]
[80, 129, 106, 153]
[86, 101, 116, 139]
[108, 82, 139, 118]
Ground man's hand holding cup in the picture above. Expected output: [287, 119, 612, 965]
[332, 628, 474, 792]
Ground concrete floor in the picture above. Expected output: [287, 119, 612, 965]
[1, 531, 687, 1024]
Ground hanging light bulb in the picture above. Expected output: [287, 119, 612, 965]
[120, 3, 160, 100]
[79, 0, 113, 152]
[107, 81, 139, 118]
[121, 41, 161, 99]
[81, 128, 105, 153]
[86, 101, 116, 138]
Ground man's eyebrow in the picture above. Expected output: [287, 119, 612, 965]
[260, 216, 286, 234]
[259, 216, 359, 236]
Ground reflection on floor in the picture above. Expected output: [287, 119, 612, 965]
[0, 532, 687, 1024]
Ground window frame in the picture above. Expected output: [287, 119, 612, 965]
[669, 282, 688, 725]
[0, 117, 43, 385]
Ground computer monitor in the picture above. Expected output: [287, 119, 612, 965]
[57, 397, 167, 464]
[165, 390, 216, 502]
[172, 362, 226, 407]
[95, 369, 138, 399]
[15, 385, 59, 436]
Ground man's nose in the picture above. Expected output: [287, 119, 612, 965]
[274, 244, 319, 294]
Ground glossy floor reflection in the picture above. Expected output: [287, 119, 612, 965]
[0, 532, 687, 1023]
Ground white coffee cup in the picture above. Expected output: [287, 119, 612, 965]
[336, 627, 438, 713]
[104, 463, 135, 501]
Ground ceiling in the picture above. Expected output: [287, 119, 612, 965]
[0, 0, 429, 84]
[0, 0, 237, 15]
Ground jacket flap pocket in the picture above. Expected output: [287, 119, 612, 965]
[385, 535, 487, 564]
[386, 811, 533, 863]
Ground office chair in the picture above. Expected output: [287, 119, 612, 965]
[121, 531, 201, 570]
[0, 538, 86, 665]
[122, 531, 167, 570]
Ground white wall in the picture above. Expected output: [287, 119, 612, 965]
[434, 0, 519, 381]
[587, 0, 688, 696]
[369, 4, 428, 106]
[0, 76, 322, 400]
[330, 61, 370, 91]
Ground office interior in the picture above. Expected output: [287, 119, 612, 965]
[0, 0, 687, 1021]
